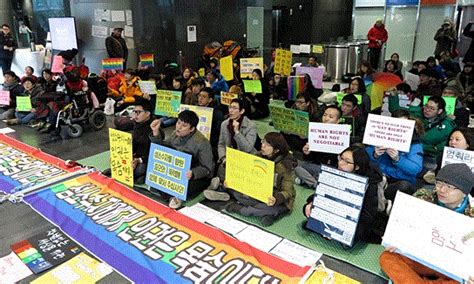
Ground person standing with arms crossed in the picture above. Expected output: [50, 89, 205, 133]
[367, 18, 388, 70]
[105, 27, 128, 69]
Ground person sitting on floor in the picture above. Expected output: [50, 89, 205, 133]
[0, 71, 23, 120]
[379, 163, 474, 284]
[243, 69, 270, 120]
[226, 132, 297, 227]
[340, 93, 366, 142]
[109, 68, 149, 112]
[415, 68, 442, 100]
[6, 77, 45, 125]
[149, 110, 215, 209]
[343, 77, 371, 115]
[196, 87, 225, 156]
[131, 99, 154, 184]
[183, 77, 205, 106]
[442, 85, 470, 128]
[203, 98, 257, 202]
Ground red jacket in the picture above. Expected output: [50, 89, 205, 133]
[367, 24, 388, 48]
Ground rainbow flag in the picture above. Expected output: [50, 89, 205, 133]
[102, 58, 124, 70]
[0, 135, 78, 194]
[139, 53, 154, 67]
[23, 172, 312, 283]
[287, 76, 305, 101]
[366, 72, 402, 110]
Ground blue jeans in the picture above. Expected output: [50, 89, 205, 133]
[15, 111, 37, 124]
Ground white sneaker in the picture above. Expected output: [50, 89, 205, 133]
[169, 197, 182, 209]
[207, 177, 220, 191]
[294, 177, 302, 185]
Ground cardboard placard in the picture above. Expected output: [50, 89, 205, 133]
[362, 114, 415, 152]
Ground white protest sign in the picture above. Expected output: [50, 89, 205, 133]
[308, 123, 350, 154]
[363, 114, 415, 152]
[235, 226, 283, 252]
[441, 147, 474, 173]
[306, 165, 368, 247]
[404, 71, 420, 91]
[383, 192, 474, 282]
[299, 44, 311, 54]
[269, 239, 322, 267]
[290, 44, 301, 54]
[138, 80, 157, 95]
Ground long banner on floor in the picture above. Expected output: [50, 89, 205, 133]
[23, 172, 312, 283]
[0, 135, 79, 194]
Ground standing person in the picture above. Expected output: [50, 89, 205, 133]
[434, 19, 457, 57]
[0, 24, 17, 74]
[105, 28, 128, 69]
[367, 19, 388, 70]
[462, 22, 474, 64]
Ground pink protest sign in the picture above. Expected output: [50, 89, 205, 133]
[51, 55, 64, 73]
[0, 90, 10, 105]
[295, 67, 324, 89]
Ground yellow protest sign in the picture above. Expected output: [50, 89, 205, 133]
[274, 49, 293, 76]
[179, 104, 214, 140]
[221, 91, 239, 106]
[32, 253, 112, 284]
[240, 57, 264, 78]
[225, 147, 274, 203]
[109, 128, 134, 188]
[312, 45, 324, 54]
[220, 55, 234, 81]
[198, 68, 205, 77]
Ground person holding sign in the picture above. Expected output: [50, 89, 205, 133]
[342, 77, 371, 116]
[207, 69, 229, 99]
[109, 69, 148, 113]
[442, 86, 470, 128]
[183, 77, 205, 106]
[197, 87, 225, 153]
[105, 27, 128, 69]
[204, 98, 257, 202]
[0, 71, 23, 120]
[340, 94, 366, 142]
[243, 69, 269, 119]
[303, 145, 386, 244]
[226, 132, 297, 227]
[380, 163, 474, 283]
[150, 110, 215, 209]
[7, 77, 44, 125]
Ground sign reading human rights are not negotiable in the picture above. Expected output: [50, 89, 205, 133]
[308, 123, 351, 154]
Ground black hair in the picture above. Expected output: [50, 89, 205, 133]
[25, 66, 34, 73]
[350, 77, 366, 93]
[252, 68, 263, 79]
[3, 70, 16, 78]
[396, 83, 412, 94]
[391, 109, 410, 118]
[192, 77, 205, 86]
[342, 94, 358, 107]
[2, 24, 9, 28]
[448, 127, 474, 150]
[340, 145, 371, 176]
[428, 96, 446, 112]
[125, 68, 136, 76]
[324, 105, 342, 119]
[230, 98, 250, 116]
[42, 68, 52, 76]
[134, 97, 153, 113]
[200, 87, 214, 99]
[178, 110, 199, 128]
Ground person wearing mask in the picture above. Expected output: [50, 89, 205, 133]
[367, 19, 388, 69]
[434, 19, 457, 57]
[0, 24, 17, 74]
[226, 132, 297, 227]
[105, 27, 128, 68]
[0, 71, 23, 120]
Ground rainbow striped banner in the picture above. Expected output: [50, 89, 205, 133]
[139, 54, 154, 67]
[23, 172, 311, 283]
[102, 58, 124, 70]
[287, 76, 305, 101]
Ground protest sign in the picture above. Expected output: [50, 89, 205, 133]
[300, 44, 311, 54]
[220, 55, 234, 81]
[155, 89, 181, 117]
[312, 45, 324, 54]
[269, 103, 309, 137]
[274, 49, 292, 76]
[24, 172, 312, 283]
[138, 80, 157, 94]
[109, 128, 133, 187]
[220, 91, 239, 106]
[296, 66, 324, 89]
[404, 71, 420, 91]
[287, 76, 305, 101]
[242, 79, 262, 93]
[225, 147, 274, 203]
[383, 192, 474, 283]
[139, 53, 154, 67]
[31, 253, 112, 284]
[336, 92, 362, 105]
[51, 55, 64, 73]
[179, 104, 214, 140]
[363, 114, 415, 152]
[240, 57, 264, 78]
[423, 96, 456, 116]
[441, 147, 474, 172]
[146, 143, 192, 200]
[308, 123, 351, 154]
[10, 226, 81, 274]
[306, 165, 369, 247]
[198, 67, 205, 77]
[381, 92, 413, 116]
[16, 96, 32, 112]
[0, 90, 10, 105]
[0, 253, 32, 283]
[102, 58, 123, 70]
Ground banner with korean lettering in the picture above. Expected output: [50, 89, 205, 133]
[0, 134, 77, 194]
[155, 90, 181, 118]
[274, 49, 292, 77]
[240, 57, 264, 79]
[145, 143, 192, 200]
[269, 103, 309, 137]
[441, 147, 474, 172]
[179, 104, 213, 140]
[109, 128, 133, 188]
[23, 172, 312, 283]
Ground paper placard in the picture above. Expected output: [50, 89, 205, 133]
[187, 25, 197, 42]
[423, 96, 456, 116]
[91, 25, 108, 38]
[178, 203, 220, 223]
[155, 90, 181, 117]
[336, 92, 362, 105]
[145, 143, 192, 200]
[124, 25, 133, 38]
[362, 114, 415, 152]
[441, 147, 474, 172]
[242, 79, 262, 93]
[51, 55, 64, 73]
[404, 71, 420, 91]
[0, 90, 10, 105]
[235, 226, 283, 252]
[296, 66, 324, 89]
[269, 239, 322, 267]
[219, 55, 233, 81]
[198, 68, 205, 77]
[16, 96, 32, 112]
[239, 57, 264, 79]
[111, 10, 125, 22]
[306, 165, 369, 247]
[109, 128, 133, 187]
[308, 123, 351, 154]
[225, 147, 274, 203]
[300, 44, 311, 54]
[220, 91, 239, 106]
[290, 44, 301, 54]
[179, 104, 214, 140]
[206, 213, 248, 236]
[0, 127, 15, 134]
[269, 103, 309, 137]
[126, 10, 133, 25]
[274, 49, 293, 76]
[312, 45, 324, 54]
[138, 80, 157, 94]
[0, 252, 33, 283]
[94, 9, 111, 22]
[382, 192, 474, 282]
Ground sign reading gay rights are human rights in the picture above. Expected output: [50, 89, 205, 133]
[145, 143, 192, 200]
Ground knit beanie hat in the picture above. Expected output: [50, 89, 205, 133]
[443, 86, 462, 98]
[436, 163, 474, 195]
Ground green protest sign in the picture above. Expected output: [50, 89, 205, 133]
[336, 93, 362, 106]
[269, 103, 309, 137]
[16, 96, 32, 112]
[155, 90, 181, 117]
[243, 80, 262, 93]
[423, 96, 456, 115]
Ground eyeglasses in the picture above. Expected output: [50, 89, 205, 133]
[132, 110, 145, 115]
[338, 155, 354, 164]
[435, 180, 458, 192]
[423, 105, 438, 112]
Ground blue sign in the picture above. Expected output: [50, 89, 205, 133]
[145, 143, 192, 200]
[386, 0, 418, 6]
